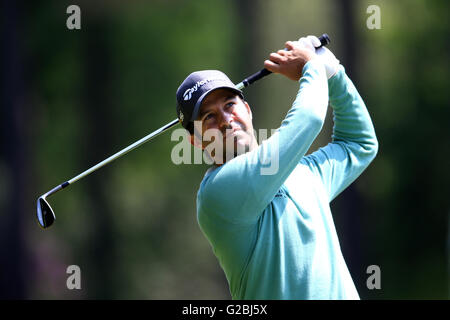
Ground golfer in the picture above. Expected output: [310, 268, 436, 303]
[175, 35, 378, 299]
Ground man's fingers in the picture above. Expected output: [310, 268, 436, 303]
[264, 60, 281, 73]
[285, 41, 295, 51]
[269, 52, 286, 64]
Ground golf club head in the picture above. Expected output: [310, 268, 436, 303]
[37, 196, 56, 228]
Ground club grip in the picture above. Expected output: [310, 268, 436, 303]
[240, 33, 330, 88]
[317, 33, 330, 48]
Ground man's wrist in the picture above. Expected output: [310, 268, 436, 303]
[301, 58, 326, 79]
[327, 64, 344, 85]
[327, 63, 342, 80]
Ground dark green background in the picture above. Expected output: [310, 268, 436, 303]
[1, 0, 448, 299]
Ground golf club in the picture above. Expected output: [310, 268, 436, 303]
[36, 34, 330, 229]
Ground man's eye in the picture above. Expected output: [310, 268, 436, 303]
[204, 114, 213, 121]
[225, 102, 235, 109]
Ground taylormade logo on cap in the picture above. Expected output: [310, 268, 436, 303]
[183, 78, 214, 101]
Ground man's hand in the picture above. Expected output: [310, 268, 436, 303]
[264, 37, 317, 81]
[304, 36, 340, 79]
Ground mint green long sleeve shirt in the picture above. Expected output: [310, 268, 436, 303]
[196, 59, 378, 300]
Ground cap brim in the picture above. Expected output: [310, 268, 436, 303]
[190, 86, 244, 122]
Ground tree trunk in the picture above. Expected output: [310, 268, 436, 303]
[81, 15, 117, 299]
[0, 0, 30, 299]
[332, 0, 365, 295]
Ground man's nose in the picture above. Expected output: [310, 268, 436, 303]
[218, 110, 233, 130]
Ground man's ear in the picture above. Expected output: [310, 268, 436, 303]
[190, 133, 203, 149]
[244, 101, 253, 120]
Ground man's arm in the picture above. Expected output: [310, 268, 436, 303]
[198, 58, 329, 225]
[302, 65, 379, 202]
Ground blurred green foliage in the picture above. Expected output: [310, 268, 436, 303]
[1, 0, 448, 299]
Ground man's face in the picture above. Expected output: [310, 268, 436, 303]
[190, 88, 257, 165]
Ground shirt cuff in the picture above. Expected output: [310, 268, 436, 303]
[301, 58, 327, 80]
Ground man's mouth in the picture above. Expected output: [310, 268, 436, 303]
[224, 127, 243, 139]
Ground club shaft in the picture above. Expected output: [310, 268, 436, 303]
[66, 118, 179, 186]
[43, 183, 66, 198]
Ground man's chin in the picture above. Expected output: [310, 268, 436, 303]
[209, 133, 255, 165]
[222, 141, 250, 162]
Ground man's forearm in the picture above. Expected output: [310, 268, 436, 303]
[328, 66, 378, 153]
[300, 65, 378, 202]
